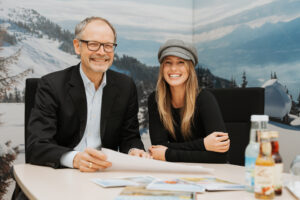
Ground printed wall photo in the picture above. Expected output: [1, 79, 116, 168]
[0, 0, 300, 198]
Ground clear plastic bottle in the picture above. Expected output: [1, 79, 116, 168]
[245, 115, 269, 192]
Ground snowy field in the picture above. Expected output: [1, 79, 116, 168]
[0, 103, 299, 199]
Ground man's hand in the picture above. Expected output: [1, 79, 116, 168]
[148, 145, 167, 161]
[73, 148, 112, 172]
[128, 148, 151, 158]
[204, 132, 230, 153]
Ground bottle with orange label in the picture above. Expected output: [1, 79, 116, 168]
[254, 131, 275, 199]
[270, 131, 283, 195]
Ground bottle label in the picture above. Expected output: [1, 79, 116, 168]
[274, 163, 283, 190]
[254, 165, 274, 195]
[245, 156, 257, 188]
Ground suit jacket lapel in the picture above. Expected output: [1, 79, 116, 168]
[101, 70, 119, 140]
[67, 64, 87, 140]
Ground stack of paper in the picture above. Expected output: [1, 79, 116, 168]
[101, 148, 214, 174]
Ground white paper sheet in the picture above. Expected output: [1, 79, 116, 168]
[101, 148, 214, 174]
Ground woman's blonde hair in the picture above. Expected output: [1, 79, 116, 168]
[156, 59, 199, 140]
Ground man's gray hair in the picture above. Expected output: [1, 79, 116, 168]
[75, 16, 117, 42]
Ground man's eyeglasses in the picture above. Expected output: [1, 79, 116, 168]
[79, 39, 117, 53]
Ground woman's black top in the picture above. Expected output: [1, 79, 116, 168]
[148, 90, 228, 163]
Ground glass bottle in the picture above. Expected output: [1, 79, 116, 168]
[245, 115, 269, 192]
[270, 131, 283, 195]
[255, 131, 275, 199]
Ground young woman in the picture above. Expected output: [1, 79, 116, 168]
[148, 39, 230, 163]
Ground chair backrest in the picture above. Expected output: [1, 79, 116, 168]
[210, 87, 265, 166]
[25, 78, 40, 163]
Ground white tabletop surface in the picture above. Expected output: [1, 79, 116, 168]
[13, 163, 296, 200]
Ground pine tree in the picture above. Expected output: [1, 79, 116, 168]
[241, 71, 247, 88]
[274, 72, 278, 79]
[202, 74, 213, 89]
[271, 71, 273, 79]
[196, 66, 203, 88]
[14, 87, 21, 102]
[21, 88, 25, 102]
[297, 93, 300, 106]
[0, 27, 33, 100]
[2, 90, 8, 103]
[230, 76, 237, 88]
[8, 93, 13, 103]
[0, 27, 19, 199]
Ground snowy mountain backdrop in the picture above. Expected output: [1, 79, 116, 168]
[0, 6, 232, 132]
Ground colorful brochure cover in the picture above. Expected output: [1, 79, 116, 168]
[115, 186, 195, 200]
[179, 177, 245, 191]
[92, 175, 155, 188]
[116, 175, 156, 186]
[92, 178, 138, 188]
[146, 179, 205, 193]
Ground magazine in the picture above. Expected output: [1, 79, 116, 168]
[179, 176, 245, 191]
[115, 186, 195, 200]
[286, 181, 300, 199]
[146, 179, 205, 193]
[92, 175, 155, 188]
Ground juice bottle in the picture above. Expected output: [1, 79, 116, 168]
[255, 131, 275, 199]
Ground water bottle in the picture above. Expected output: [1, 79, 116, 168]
[245, 115, 269, 192]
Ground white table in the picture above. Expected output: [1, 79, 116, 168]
[13, 163, 295, 200]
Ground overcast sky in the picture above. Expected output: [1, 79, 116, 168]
[3, 0, 300, 42]
[1, 0, 300, 96]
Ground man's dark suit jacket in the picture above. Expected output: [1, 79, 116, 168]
[26, 64, 144, 168]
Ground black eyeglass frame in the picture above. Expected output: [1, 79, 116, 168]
[79, 39, 117, 52]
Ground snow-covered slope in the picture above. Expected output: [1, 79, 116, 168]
[2, 37, 79, 77]
[1, 6, 79, 84]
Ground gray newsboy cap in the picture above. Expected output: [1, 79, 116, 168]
[158, 39, 198, 66]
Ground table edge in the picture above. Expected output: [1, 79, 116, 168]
[13, 165, 37, 200]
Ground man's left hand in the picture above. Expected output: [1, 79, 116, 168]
[128, 148, 151, 158]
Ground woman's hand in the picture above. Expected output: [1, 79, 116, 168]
[148, 145, 168, 161]
[128, 148, 152, 159]
[204, 132, 230, 153]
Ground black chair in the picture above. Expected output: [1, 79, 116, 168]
[24, 78, 40, 163]
[12, 78, 39, 200]
[210, 88, 265, 166]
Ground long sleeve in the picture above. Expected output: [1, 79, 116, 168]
[26, 77, 72, 168]
[148, 92, 206, 150]
[165, 148, 227, 163]
[148, 90, 228, 163]
[195, 90, 226, 135]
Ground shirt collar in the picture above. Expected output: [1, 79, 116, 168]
[79, 64, 107, 91]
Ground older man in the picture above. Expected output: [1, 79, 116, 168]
[26, 16, 148, 172]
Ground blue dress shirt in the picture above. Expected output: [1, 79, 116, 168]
[60, 65, 106, 168]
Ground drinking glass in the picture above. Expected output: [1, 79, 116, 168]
[288, 155, 300, 198]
